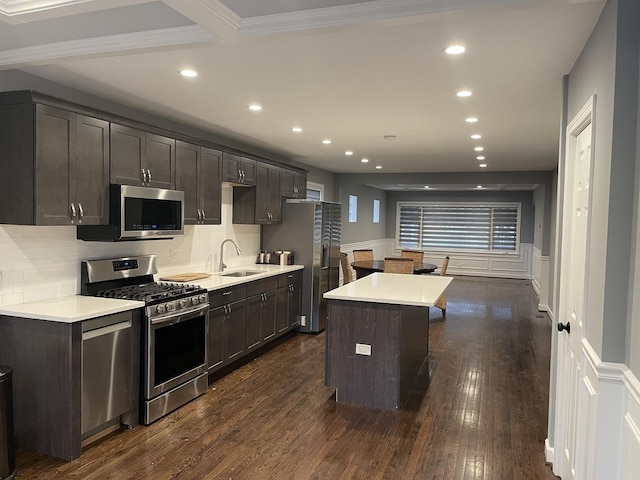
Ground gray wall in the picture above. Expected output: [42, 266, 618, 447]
[337, 184, 387, 244]
[563, 0, 640, 365]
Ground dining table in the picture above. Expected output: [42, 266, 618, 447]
[350, 260, 438, 279]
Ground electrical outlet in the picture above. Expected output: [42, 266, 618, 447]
[300, 315, 306, 326]
[355, 343, 371, 356]
[170, 249, 179, 260]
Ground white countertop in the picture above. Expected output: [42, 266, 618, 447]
[0, 296, 145, 323]
[0, 263, 303, 323]
[324, 272, 453, 307]
[198, 264, 303, 291]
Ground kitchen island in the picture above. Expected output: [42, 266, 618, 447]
[324, 272, 452, 410]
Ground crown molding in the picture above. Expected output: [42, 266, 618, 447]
[162, 0, 240, 38]
[238, 0, 543, 36]
[0, 24, 215, 69]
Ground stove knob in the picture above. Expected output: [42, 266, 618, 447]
[156, 304, 166, 314]
[166, 302, 175, 312]
[199, 294, 208, 304]
[191, 296, 199, 305]
[178, 299, 187, 309]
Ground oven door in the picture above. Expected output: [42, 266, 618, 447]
[146, 304, 208, 399]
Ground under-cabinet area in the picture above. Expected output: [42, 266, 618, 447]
[0, 265, 303, 462]
[0, 90, 306, 227]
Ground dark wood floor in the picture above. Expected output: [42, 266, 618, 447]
[15, 276, 557, 479]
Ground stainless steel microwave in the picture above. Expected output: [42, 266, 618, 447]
[77, 185, 184, 241]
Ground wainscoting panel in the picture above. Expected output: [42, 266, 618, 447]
[553, 341, 640, 479]
[533, 247, 551, 313]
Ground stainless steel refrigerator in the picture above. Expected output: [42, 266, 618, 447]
[262, 200, 341, 333]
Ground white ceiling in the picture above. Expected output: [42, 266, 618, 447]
[0, 0, 604, 175]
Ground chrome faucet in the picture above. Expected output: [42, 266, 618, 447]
[219, 239, 242, 271]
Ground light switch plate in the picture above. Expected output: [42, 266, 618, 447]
[355, 343, 371, 356]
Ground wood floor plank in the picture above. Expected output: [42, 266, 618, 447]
[14, 276, 558, 479]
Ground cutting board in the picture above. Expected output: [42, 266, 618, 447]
[159, 273, 212, 282]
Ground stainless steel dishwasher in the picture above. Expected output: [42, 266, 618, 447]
[81, 312, 132, 438]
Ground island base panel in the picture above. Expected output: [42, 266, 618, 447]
[325, 300, 429, 410]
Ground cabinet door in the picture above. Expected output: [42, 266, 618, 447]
[254, 163, 270, 224]
[288, 281, 302, 329]
[276, 285, 289, 335]
[145, 133, 175, 189]
[74, 114, 109, 225]
[267, 165, 282, 223]
[200, 147, 222, 224]
[246, 294, 262, 352]
[35, 104, 74, 225]
[222, 153, 241, 183]
[208, 305, 226, 373]
[110, 123, 145, 186]
[176, 141, 200, 224]
[281, 169, 295, 198]
[261, 290, 277, 342]
[225, 300, 246, 363]
[293, 171, 307, 199]
[239, 157, 257, 186]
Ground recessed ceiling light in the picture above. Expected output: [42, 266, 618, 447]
[444, 45, 466, 55]
[322, 139, 332, 145]
[477, 156, 485, 160]
[477, 185, 483, 189]
[471, 134, 482, 139]
[474, 146, 484, 152]
[479, 163, 487, 168]
[291, 127, 302, 133]
[361, 158, 369, 163]
[179, 69, 198, 78]
[465, 117, 479, 123]
[456, 90, 472, 97]
[345, 150, 354, 156]
[424, 186, 430, 189]
[248, 104, 262, 111]
[375, 165, 382, 169]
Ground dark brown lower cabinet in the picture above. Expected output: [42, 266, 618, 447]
[276, 271, 303, 336]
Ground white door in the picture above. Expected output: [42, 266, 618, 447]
[554, 100, 594, 479]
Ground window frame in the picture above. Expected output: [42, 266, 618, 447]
[395, 201, 522, 254]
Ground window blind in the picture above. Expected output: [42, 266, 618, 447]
[398, 202, 520, 252]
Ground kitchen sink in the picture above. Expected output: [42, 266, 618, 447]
[221, 270, 262, 277]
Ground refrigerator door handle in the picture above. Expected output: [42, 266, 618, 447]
[321, 243, 330, 269]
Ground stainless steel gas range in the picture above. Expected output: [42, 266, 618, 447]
[81, 255, 209, 425]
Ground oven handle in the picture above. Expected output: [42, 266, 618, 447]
[150, 304, 210, 326]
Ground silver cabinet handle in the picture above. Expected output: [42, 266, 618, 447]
[142, 169, 147, 183]
[202, 209, 206, 220]
[197, 209, 202, 220]
[77, 203, 84, 223]
[70, 202, 77, 223]
[147, 169, 152, 183]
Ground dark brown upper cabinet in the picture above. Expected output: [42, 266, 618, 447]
[233, 163, 282, 224]
[176, 141, 222, 225]
[281, 168, 307, 199]
[110, 123, 175, 189]
[0, 100, 109, 225]
[222, 152, 257, 186]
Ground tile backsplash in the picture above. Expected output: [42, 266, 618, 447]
[0, 185, 260, 307]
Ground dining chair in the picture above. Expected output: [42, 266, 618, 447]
[383, 257, 414, 274]
[352, 249, 374, 262]
[340, 252, 354, 284]
[434, 256, 450, 317]
[400, 249, 424, 264]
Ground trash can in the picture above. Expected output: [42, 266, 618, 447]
[0, 366, 15, 480]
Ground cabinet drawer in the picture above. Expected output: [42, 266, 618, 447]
[209, 284, 246, 306]
[277, 270, 302, 287]
[246, 277, 278, 297]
